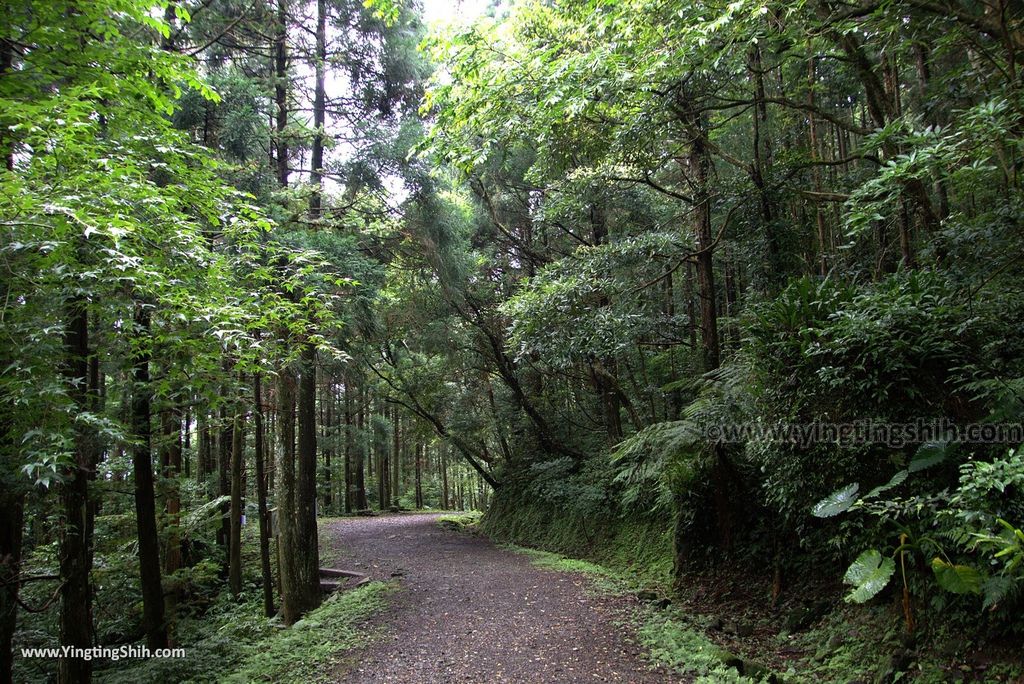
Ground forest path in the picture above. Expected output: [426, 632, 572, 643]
[323, 513, 679, 683]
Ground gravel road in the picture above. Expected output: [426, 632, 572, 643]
[323, 513, 681, 683]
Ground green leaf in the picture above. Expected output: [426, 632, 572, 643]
[865, 469, 908, 499]
[811, 482, 860, 517]
[843, 549, 895, 603]
[139, 14, 171, 38]
[931, 558, 982, 595]
[909, 440, 950, 472]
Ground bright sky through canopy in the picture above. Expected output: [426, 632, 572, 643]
[421, 0, 491, 26]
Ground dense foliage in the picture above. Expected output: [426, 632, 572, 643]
[2, 0, 1023, 681]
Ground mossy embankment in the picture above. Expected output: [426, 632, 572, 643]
[480, 485, 674, 590]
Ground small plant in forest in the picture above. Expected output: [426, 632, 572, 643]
[813, 442, 1024, 613]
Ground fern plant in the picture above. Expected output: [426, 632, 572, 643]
[611, 358, 756, 515]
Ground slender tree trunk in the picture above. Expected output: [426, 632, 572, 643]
[131, 302, 167, 649]
[685, 262, 697, 358]
[275, 0, 325, 622]
[749, 42, 780, 288]
[686, 123, 720, 372]
[217, 405, 232, 563]
[323, 383, 332, 512]
[276, 367, 301, 623]
[253, 374, 275, 618]
[344, 378, 353, 514]
[354, 383, 367, 510]
[377, 404, 389, 510]
[182, 408, 191, 480]
[392, 408, 401, 507]
[161, 407, 183, 641]
[274, 0, 289, 190]
[197, 411, 210, 488]
[414, 444, 423, 509]
[824, 16, 937, 236]
[293, 342, 321, 618]
[485, 380, 512, 461]
[228, 412, 244, 597]
[0, 236, 23, 682]
[808, 52, 829, 276]
[57, 252, 96, 683]
[309, 0, 326, 220]
[268, 405, 276, 493]
[441, 446, 449, 510]
[675, 105, 729, 573]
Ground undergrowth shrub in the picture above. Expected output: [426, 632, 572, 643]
[744, 272, 1018, 555]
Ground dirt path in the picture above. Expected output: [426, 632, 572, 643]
[323, 513, 680, 683]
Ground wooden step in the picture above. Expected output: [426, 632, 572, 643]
[319, 568, 365, 579]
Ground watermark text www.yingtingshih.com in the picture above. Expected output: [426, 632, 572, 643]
[701, 418, 1024, 449]
[20, 645, 186, 662]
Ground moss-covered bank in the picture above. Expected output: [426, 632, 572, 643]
[481, 485, 674, 588]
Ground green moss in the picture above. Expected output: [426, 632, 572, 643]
[436, 510, 483, 532]
[512, 546, 616, 577]
[481, 489, 674, 589]
[508, 546, 625, 593]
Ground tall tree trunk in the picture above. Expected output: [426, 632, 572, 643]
[182, 408, 191, 480]
[822, 11, 937, 236]
[441, 446, 449, 510]
[485, 379, 512, 461]
[131, 302, 167, 649]
[392, 407, 401, 507]
[323, 383, 333, 512]
[354, 383, 367, 510]
[309, 0, 326, 220]
[253, 374, 275, 618]
[674, 106, 730, 573]
[197, 411, 210, 488]
[749, 42, 780, 288]
[57, 290, 95, 683]
[686, 123, 720, 372]
[276, 368, 300, 623]
[808, 51, 829, 276]
[377, 404, 389, 510]
[275, 0, 324, 624]
[228, 412, 244, 597]
[217, 405, 232, 565]
[414, 444, 423, 510]
[293, 343, 321, 619]
[161, 407, 183, 642]
[914, 42, 951, 222]
[344, 378, 353, 514]
[0, 214, 24, 681]
[274, 0, 289, 190]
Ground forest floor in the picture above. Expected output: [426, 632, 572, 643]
[322, 513, 680, 683]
